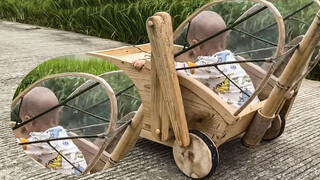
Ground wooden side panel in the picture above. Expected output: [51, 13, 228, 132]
[178, 74, 237, 124]
[67, 132, 110, 173]
[88, 49, 238, 145]
[238, 60, 277, 101]
[180, 86, 227, 143]
[217, 101, 265, 146]
[87, 50, 245, 145]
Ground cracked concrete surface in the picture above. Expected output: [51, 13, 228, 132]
[1, 20, 320, 180]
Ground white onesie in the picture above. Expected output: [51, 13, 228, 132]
[175, 50, 259, 110]
[19, 126, 87, 175]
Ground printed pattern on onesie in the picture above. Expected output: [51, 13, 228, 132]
[175, 50, 259, 109]
[19, 126, 87, 175]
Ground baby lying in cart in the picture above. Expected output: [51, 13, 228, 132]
[133, 11, 259, 110]
[16, 87, 87, 175]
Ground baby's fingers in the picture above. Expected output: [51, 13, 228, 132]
[132, 61, 142, 70]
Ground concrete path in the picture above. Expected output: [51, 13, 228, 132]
[1, 20, 320, 180]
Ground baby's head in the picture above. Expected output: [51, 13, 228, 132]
[188, 11, 228, 57]
[20, 87, 60, 133]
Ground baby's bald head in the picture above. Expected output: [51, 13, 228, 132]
[188, 11, 228, 56]
[20, 87, 59, 132]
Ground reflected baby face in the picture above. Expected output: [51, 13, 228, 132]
[19, 87, 60, 133]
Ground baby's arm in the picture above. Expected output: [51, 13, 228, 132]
[132, 59, 146, 70]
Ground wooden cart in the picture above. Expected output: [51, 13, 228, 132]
[86, 0, 320, 178]
[11, 0, 320, 178]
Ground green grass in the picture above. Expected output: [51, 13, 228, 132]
[13, 56, 119, 99]
[1, 0, 319, 80]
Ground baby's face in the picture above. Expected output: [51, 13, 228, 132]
[21, 115, 44, 133]
[21, 110, 58, 133]
[18, 87, 60, 134]
[187, 37, 201, 58]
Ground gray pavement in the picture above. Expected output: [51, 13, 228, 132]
[1, 20, 320, 180]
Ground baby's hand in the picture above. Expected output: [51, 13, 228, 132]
[132, 60, 146, 70]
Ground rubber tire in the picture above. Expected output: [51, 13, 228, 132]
[262, 113, 286, 141]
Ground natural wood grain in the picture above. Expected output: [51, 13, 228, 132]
[150, 57, 162, 140]
[173, 133, 213, 179]
[146, 13, 190, 147]
[178, 74, 236, 124]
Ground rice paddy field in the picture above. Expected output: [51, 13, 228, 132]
[0, 0, 319, 81]
[13, 56, 119, 99]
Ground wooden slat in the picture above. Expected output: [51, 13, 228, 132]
[150, 53, 162, 140]
[178, 74, 236, 124]
[238, 60, 277, 100]
[155, 12, 175, 142]
[146, 13, 190, 147]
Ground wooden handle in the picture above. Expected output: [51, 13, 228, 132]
[147, 12, 190, 147]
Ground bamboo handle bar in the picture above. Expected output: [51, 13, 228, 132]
[261, 10, 320, 117]
[242, 10, 320, 147]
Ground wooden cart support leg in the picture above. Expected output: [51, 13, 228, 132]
[147, 12, 190, 147]
[103, 105, 144, 169]
[242, 109, 275, 147]
[242, 10, 320, 147]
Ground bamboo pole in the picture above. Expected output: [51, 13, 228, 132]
[262, 10, 320, 117]
[242, 9, 320, 147]
[103, 105, 144, 169]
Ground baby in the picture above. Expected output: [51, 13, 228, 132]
[17, 87, 87, 175]
[133, 11, 259, 110]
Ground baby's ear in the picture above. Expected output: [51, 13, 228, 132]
[192, 39, 199, 45]
[24, 115, 31, 120]
[192, 39, 201, 51]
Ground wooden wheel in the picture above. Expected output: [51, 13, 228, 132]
[173, 130, 219, 179]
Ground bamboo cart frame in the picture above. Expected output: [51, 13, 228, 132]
[11, 0, 320, 178]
